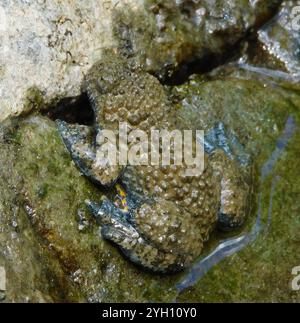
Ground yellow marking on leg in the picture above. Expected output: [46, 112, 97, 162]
[116, 184, 129, 213]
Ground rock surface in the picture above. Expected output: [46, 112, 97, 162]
[0, 0, 116, 121]
[234, 1, 300, 81]
[257, 0, 300, 77]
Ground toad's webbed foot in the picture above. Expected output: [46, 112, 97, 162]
[57, 120, 123, 187]
[205, 123, 251, 231]
[205, 122, 250, 166]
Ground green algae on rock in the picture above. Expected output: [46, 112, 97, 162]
[0, 118, 85, 302]
[172, 76, 299, 156]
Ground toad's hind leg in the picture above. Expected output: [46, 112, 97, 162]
[205, 122, 250, 166]
[213, 151, 251, 231]
[57, 120, 123, 187]
[86, 197, 189, 273]
[205, 123, 251, 231]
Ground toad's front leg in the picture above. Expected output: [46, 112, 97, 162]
[57, 120, 124, 187]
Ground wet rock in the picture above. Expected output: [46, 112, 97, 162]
[238, 1, 300, 80]
[0, 0, 115, 122]
[258, 1, 300, 77]
[172, 75, 300, 159]
[0, 119, 85, 302]
[114, 0, 282, 82]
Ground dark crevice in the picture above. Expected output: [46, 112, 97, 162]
[160, 44, 244, 86]
[43, 93, 94, 126]
[159, 29, 257, 86]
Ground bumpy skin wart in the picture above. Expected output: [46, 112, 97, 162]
[57, 53, 250, 273]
